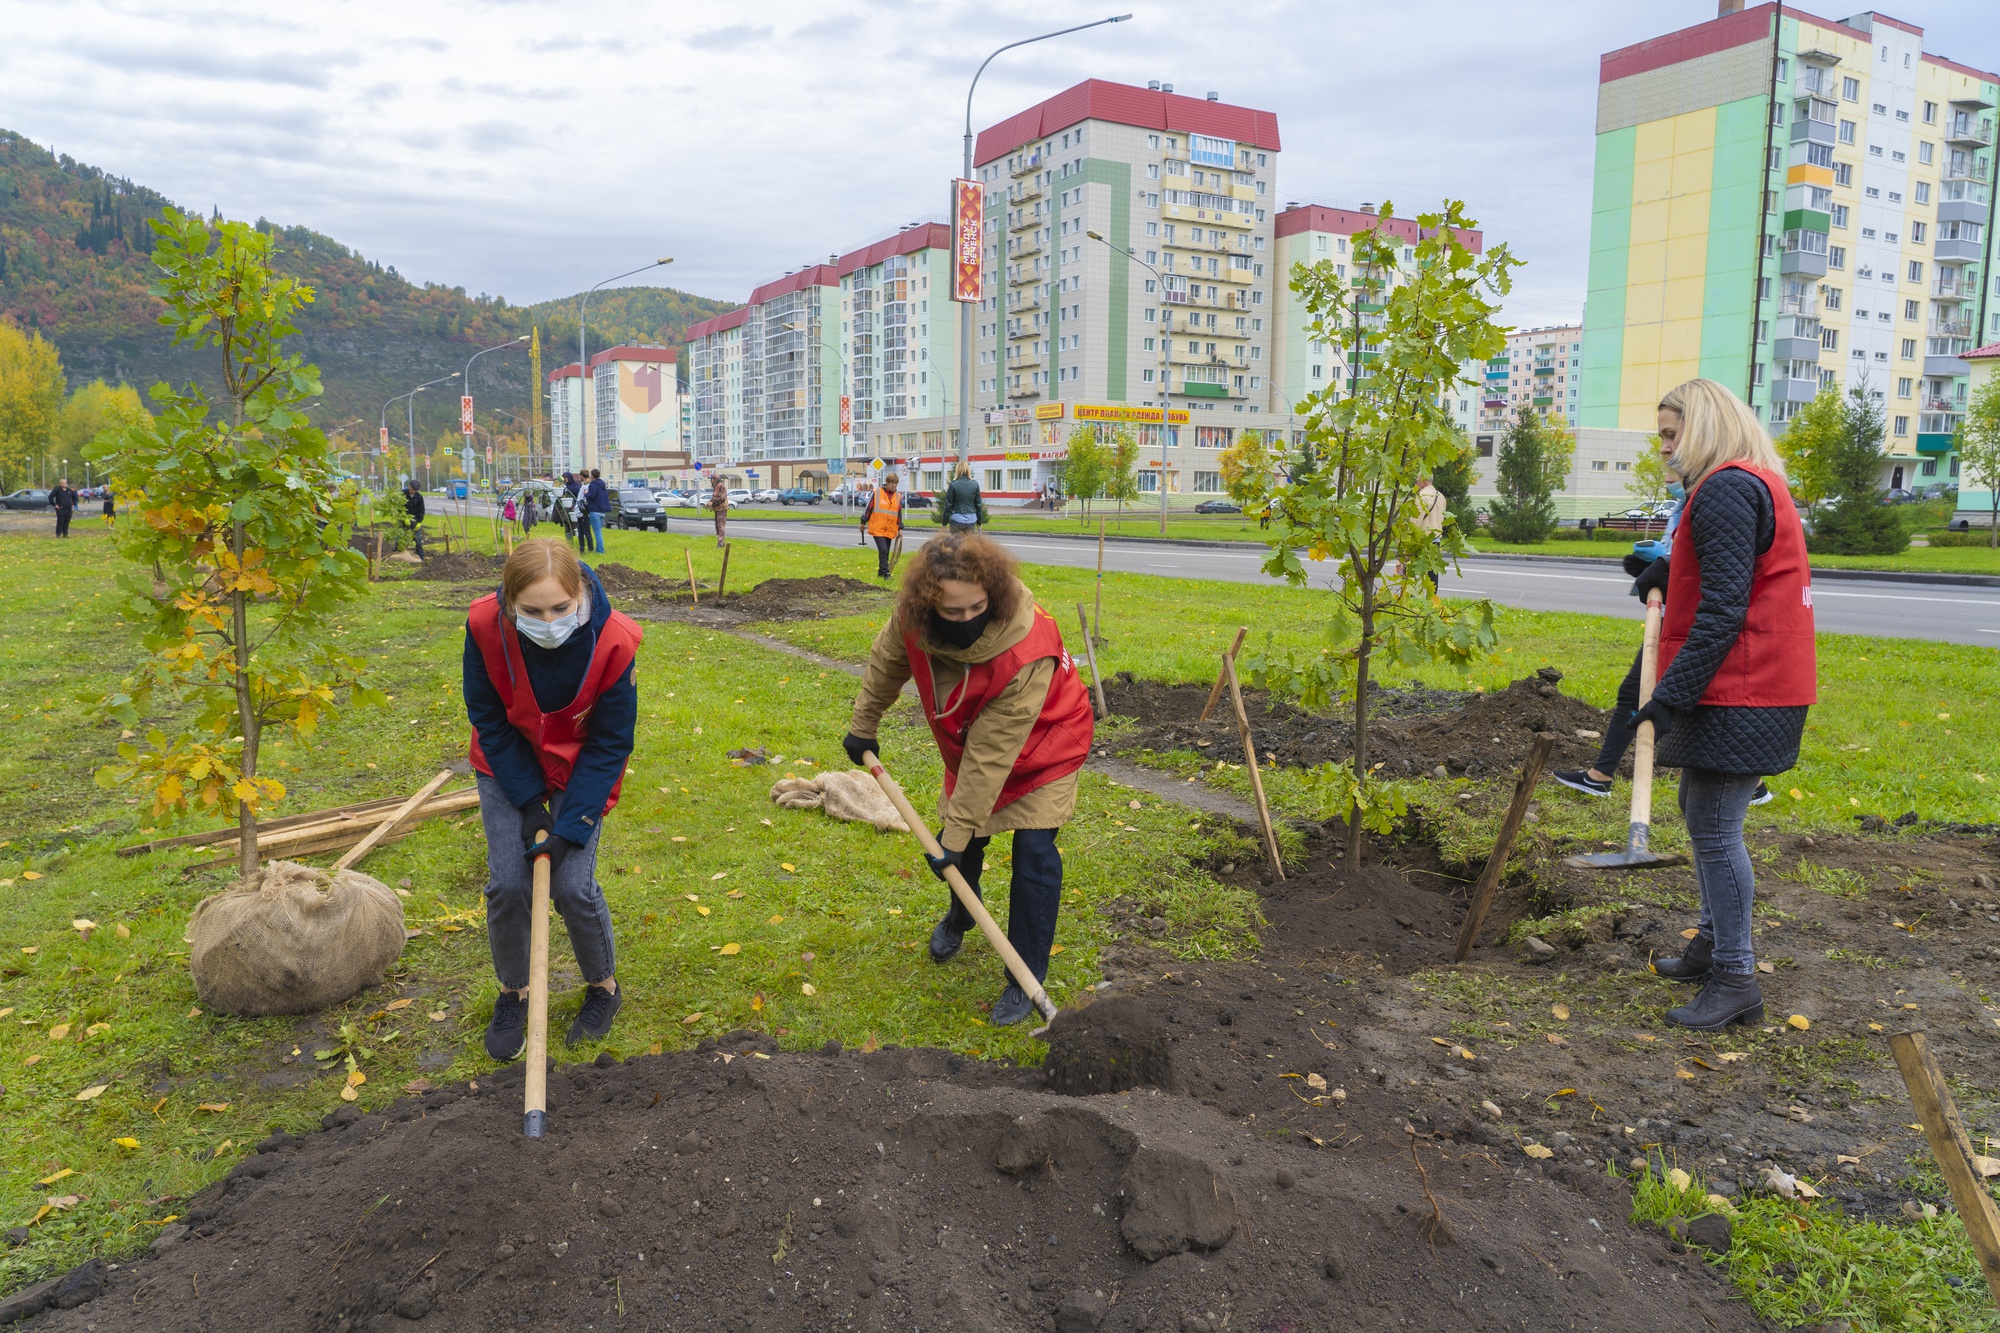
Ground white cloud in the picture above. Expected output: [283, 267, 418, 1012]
[0, 0, 1992, 332]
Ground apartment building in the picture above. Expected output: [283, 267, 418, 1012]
[1581, 3, 1996, 495]
[687, 308, 749, 466]
[546, 363, 586, 475]
[838, 223, 959, 450]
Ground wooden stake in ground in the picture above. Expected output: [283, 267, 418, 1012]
[1222, 653, 1284, 880]
[522, 831, 552, 1138]
[1451, 731, 1557, 963]
[860, 751, 1058, 1029]
[505, 527, 515, 557]
[370, 529, 383, 582]
[1075, 604, 1108, 719]
[717, 542, 732, 598]
[684, 548, 699, 605]
[1888, 1030, 2000, 1308]
[1199, 626, 1249, 724]
[331, 769, 454, 873]
[1093, 517, 1106, 644]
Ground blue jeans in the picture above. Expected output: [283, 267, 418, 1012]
[476, 773, 616, 990]
[942, 827, 1063, 984]
[1677, 767, 1762, 974]
[588, 511, 605, 553]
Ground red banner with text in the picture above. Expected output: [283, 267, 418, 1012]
[952, 179, 982, 303]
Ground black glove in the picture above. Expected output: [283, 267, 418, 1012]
[523, 828, 581, 878]
[1621, 552, 1651, 578]
[1631, 556, 1670, 601]
[925, 834, 963, 883]
[1634, 698, 1675, 740]
[517, 796, 553, 855]
[842, 732, 876, 768]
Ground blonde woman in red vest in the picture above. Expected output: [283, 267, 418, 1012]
[842, 533, 1094, 1026]
[464, 538, 644, 1059]
[1639, 380, 1815, 1031]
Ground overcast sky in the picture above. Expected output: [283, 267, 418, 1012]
[2, 0, 1992, 329]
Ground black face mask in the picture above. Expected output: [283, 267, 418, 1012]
[928, 607, 991, 649]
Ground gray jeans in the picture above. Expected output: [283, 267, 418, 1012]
[1677, 767, 1763, 975]
[476, 772, 616, 990]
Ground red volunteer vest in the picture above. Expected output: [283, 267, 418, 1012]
[466, 592, 645, 813]
[903, 605, 1094, 813]
[1656, 461, 1816, 707]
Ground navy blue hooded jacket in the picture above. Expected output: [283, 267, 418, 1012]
[462, 564, 637, 845]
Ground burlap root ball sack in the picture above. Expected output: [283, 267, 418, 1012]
[186, 860, 407, 1016]
[769, 771, 909, 832]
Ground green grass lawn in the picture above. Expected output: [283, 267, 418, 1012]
[0, 522, 1993, 1314]
[1468, 536, 2000, 576]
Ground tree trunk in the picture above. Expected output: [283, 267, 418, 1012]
[1990, 498, 1996, 548]
[1346, 580, 1375, 874]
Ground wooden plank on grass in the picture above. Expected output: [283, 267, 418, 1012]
[333, 769, 454, 872]
[1888, 1030, 2000, 1309]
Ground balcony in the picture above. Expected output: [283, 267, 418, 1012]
[1929, 316, 1974, 338]
[1010, 152, 1044, 180]
[1932, 274, 1970, 299]
[1008, 235, 1044, 260]
[1777, 290, 1820, 318]
[1009, 178, 1044, 204]
[1916, 432, 1956, 455]
[1946, 114, 1994, 147]
[1771, 376, 1821, 403]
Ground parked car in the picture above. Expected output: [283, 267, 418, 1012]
[777, 486, 824, 506]
[0, 489, 51, 510]
[657, 489, 695, 509]
[726, 488, 752, 507]
[1193, 498, 1241, 514]
[749, 487, 781, 504]
[904, 491, 932, 511]
[609, 481, 667, 531]
[1879, 487, 1922, 504]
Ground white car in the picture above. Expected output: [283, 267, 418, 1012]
[726, 488, 752, 507]
[656, 490, 694, 509]
[750, 487, 780, 504]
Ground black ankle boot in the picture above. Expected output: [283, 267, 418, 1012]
[1651, 932, 1713, 983]
[1665, 971, 1764, 1031]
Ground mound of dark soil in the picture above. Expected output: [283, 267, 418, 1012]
[591, 561, 685, 597]
[34, 1024, 1752, 1333]
[1105, 670, 1614, 778]
[615, 573, 891, 627]
[410, 553, 506, 584]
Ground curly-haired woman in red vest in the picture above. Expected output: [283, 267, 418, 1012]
[842, 533, 1094, 1026]
[464, 538, 643, 1059]
[1638, 380, 1815, 1031]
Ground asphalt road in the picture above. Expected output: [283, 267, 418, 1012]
[459, 500, 2000, 646]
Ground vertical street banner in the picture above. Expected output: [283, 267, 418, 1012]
[460, 395, 475, 435]
[839, 395, 852, 435]
[378, 426, 389, 454]
[952, 179, 983, 303]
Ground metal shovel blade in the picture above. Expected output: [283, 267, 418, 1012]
[1564, 820, 1688, 870]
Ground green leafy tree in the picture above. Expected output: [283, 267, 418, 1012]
[1486, 409, 1570, 542]
[1772, 384, 1846, 509]
[1955, 372, 2000, 548]
[1624, 440, 1674, 509]
[1105, 425, 1140, 519]
[0, 320, 66, 483]
[1218, 428, 1279, 518]
[1062, 425, 1106, 522]
[1431, 430, 1477, 531]
[53, 380, 151, 478]
[1807, 387, 1906, 555]
[1239, 200, 1511, 871]
[86, 209, 377, 877]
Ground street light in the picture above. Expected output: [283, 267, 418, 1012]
[580, 258, 673, 473]
[955, 15, 1131, 471]
[390, 373, 461, 485]
[463, 336, 529, 492]
[1087, 230, 1173, 533]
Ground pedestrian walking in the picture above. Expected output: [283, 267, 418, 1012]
[464, 537, 642, 1058]
[841, 532, 1093, 1026]
[584, 469, 609, 555]
[101, 485, 115, 529]
[399, 479, 427, 560]
[860, 471, 904, 579]
[709, 475, 728, 548]
[521, 491, 539, 535]
[939, 461, 986, 533]
[49, 478, 79, 539]
[1638, 379, 1815, 1032]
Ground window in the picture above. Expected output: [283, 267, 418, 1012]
[1862, 227, 1878, 239]
[1008, 468, 1032, 488]
[1892, 150, 1905, 162]
[1839, 119, 1856, 144]
[1900, 338, 1916, 359]
[1893, 415, 1910, 436]
[1919, 142, 1934, 165]
[983, 469, 1002, 490]
[1589, 459, 1608, 472]
[1193, 470, 1221, 493]
[1911, 221, 1927, 243]
[1897, 377, 1913, 397]
[1475, 435, 1494, 458]
[1615, 460, 1632, 472]
[1146, 163, 1159, 179]
[1842, 76, 1859, 100]
[1865, 186, 1880, 198]
[1835, 162, 1853, 186]
[1870, 145, 1883, 156]
[1904, 299, 1920, 320]
[1831, 204, 1849, 227]
[1907, 261, 1923, 283]
[1821, 328, 1839, 351]
[1920, 459, 1938, 478]
[1147, 134, 1160, 150]
[1823, 286, 1842, 310]
[1922, 100, 1937, 124]
[1807, 142, 1834, 168]
[1915, 181, 1930, 204]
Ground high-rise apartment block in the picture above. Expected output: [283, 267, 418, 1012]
[546, 345, 689, 477]
[1582, 3, 1995, 494]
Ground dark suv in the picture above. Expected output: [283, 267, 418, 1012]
[609, 482, 667, 531]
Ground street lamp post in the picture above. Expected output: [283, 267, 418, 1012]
[1086, 230, 1174, 533]
[955, 15, 1131, 472]
[579, 259, 673, 475]
[392, 373, 461, 486]
[464, 336, 528, 495]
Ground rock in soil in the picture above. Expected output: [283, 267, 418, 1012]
[1675, 1213, 1734, 1254]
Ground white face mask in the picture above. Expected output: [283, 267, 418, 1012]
[515, 607, 581, 649]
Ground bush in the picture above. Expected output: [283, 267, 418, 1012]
[1921, 529, 1997, 548]
[1548, 528, 1590, 542]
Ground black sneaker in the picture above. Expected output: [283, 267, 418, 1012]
[485, 992, 528, 1061]
[565, 983, 623, 1047]
[929, 917, 964, 964]
[989, 982, 1034, 1027]
[1748, 781, 1774, 806]
[1551, 768, 1613, 797]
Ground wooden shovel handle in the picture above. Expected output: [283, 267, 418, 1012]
[523, 830, 552, 1136]
[1630, 589, 1664, 829]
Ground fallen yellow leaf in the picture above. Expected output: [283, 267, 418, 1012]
[768, 914, 784, 924]
[726, 889, 745, 899]
[428, 1011, 447, 1022]
[801, 983, 817, 996]
[1716, 1052, 1751, 1063]
[710, 871, 728, 881]
[682, 1012, 704, 1026]
[1680, 928, 1700, 940]
[339, 1084, 359, 1102]
[750, 993, 765, 1012]
[1675, 1069, 1697, 1080]
[1788, 788, 1804, 801]
[19, 947, 35, 955]
[23, 1055, 41, 1066]
[113, 1137, 140, 1150]
[685, 893, 700, 902]
[1049, 944, 1065, 955]
[71, 918, 96, 934]
[36, 1168, 72, 1185]
[21, 871, 42, 881]
[1787, 1014, 1811, 1031]
[384, 999, 412, 1011]
[47, 1023, 69, 1040]
[1552, 1003, 1570, 1021]
[75, 1084, 108, 1101]
[696, 905, 711, 917]
[1306, 1073, 1327, 1091]
[346, 1070, 366, 1088]
[1667, 1167, 1691, 1191]
[1869, 1022, 1885, 1032]
[719, 943, 741, 956]
[197, 1102, 229, 1113]
[781, 863, 796, 873]
[1523, 1144, 1554, 1159]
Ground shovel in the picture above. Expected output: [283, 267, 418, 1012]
[860, 751, 1059, 1034]
[1565, 589, 1687, 871]
[522, 830, 552, 1137]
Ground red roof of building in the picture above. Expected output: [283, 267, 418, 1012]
[1599, 5, 1873, 84]
[973, 79, 1279, 168]
[1965, 341, 2000, 360]
[588, 344, 677, 369]
[749, 264, 838, 306]
[837, 223, 951, 278]
[685, 307, 750, 341]
[1922, 52, 2000, 85]
[1274, 204, 1483, 254]
[547, 363, 583, 382]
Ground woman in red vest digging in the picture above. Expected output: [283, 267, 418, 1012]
[1638, 380, 1815, 1031]
[842, 533, 1094, 1026]
[464, 538, 643, 1059]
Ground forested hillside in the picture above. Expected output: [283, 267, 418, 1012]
[0, 131, 735, 446]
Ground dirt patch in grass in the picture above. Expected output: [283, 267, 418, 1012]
[616, 571, 892, 628]
[409, 552, 507, 584]
[1103, 670, 1615, 779]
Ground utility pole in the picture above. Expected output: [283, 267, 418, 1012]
[529, 326, 544, 480]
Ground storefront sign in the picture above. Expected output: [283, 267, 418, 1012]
[1003, 451, 1030, 462]
[952, 179, 983, 303]
[1033, 403, 1066, 421]
[1073, 403, 1192, 426]
[985, 407, 1035, 425]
